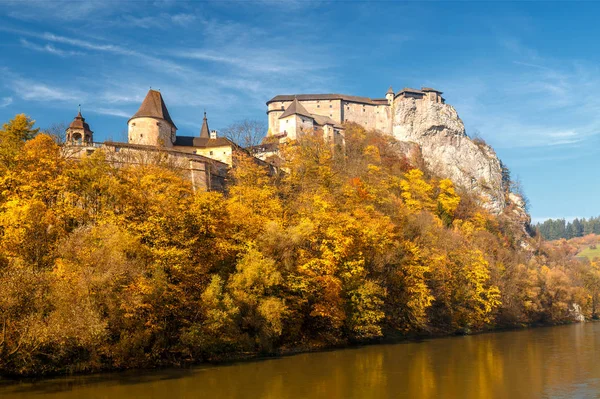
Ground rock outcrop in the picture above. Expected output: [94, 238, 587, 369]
[392, 96, 527, 221]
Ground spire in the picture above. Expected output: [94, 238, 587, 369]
[387, 86, 394, 95]
[78, 104, 82, 116]
[200, 111, 210, 138]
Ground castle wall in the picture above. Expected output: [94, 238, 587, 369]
[295, 99, 342, 123]
[278, 114, 314, 140]
[267, 102, 285, 134]
[128, 117, 176, 148]
[66, 143, 228, 192]
[268, 99, 343, 136]
[192, 145, 233, 167]
[340, 102, 392, 134]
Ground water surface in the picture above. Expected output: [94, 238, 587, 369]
[2, 323, 600, 399]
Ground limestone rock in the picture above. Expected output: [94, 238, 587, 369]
[392, 97, 508, 214]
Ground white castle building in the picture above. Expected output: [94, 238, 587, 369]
[265, 87, 444, 142]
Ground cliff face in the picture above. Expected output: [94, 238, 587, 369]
[392, 97, 527, 220]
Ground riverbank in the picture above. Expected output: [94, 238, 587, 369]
[2, 322, 598, 399]
[1, 319, 587, 382]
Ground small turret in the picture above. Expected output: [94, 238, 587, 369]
[66, 106, 93, 145]
[386, 86, 394, 105]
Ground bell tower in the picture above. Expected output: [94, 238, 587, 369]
[66, 106, 93, 145]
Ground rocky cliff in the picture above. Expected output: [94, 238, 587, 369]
[392, 96, 529, 225]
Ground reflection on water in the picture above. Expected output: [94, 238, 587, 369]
[2, 323, 600, 399]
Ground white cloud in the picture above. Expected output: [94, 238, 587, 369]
[20, 38, 83, 57]
[89, 108, 132, 118]
[0, 97, 13, 108]
[171, 13, 195, 26]
[6, 75, 82, 102]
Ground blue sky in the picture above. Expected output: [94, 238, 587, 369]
[0, 1, 599, 222]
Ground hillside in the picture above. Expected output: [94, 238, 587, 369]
[0, 114, 597, 377]
[391, 94, 530, 238]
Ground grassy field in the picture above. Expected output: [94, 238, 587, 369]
[577, 245, 600, 260]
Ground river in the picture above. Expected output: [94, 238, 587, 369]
[2, 322, 600, 399]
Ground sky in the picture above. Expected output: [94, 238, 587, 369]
[0, 0, 599, 222]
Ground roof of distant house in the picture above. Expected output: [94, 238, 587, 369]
[130, 89, 177, 128]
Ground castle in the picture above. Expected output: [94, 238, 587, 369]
[64, 86, 445, 191]
[65, 89, 245, 191]
[265, 87, 444, 141]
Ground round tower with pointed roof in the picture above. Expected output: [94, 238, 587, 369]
[66, 106, 93, 145]
[128, 89, 177, 147]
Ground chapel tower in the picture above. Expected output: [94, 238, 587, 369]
[128, 89, 177, 147]
[66, 107, 93, 144]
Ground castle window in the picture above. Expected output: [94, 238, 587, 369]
[140, 134, 143, 138]
[210, 151, 213, 155]
[317, 105, 320, 108]
[132, 122, 136, 126]
[329, 105, 332, 108]
[281, 106, 284, 110]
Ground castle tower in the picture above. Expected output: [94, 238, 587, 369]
[386, 86, 394, 105]
[128, 89, 177, 147]
[66, 106, 93, 145]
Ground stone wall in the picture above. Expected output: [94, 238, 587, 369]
[190, 145, 233, 167]
[267, 97, 394, 137]
[66, 142, 228, 192]
[128, 117, 176, 148]
[268, 99, 343, 134]
[340, 101, 391, 134]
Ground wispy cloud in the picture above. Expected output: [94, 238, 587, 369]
[2, 70, 83, 102]
[20, 38, 83, 57]
[443, 39, 600, 150]
[89, 108, 132, 118]
[3, 0, 122, 22]
[121, 12, 197, 29]
[0, 97, 13, 108]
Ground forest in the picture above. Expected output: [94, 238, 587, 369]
[1, 114, 599, 377]
[535, 217, 600, 241]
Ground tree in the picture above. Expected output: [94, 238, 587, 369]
[0, 114, 40, 167]
[222, 119, 267, 149]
